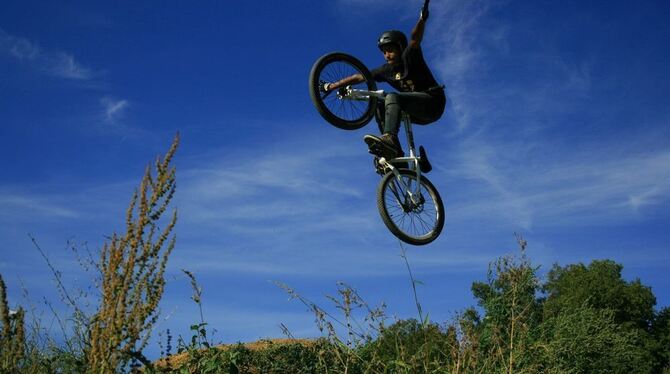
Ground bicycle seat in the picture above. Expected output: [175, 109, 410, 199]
[419, 146, 432, 173]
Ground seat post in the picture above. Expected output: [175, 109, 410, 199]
[402, 112, 422, 177]
[402, 112, 416, 158]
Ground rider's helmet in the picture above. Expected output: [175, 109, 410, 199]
[377, 30, 408, 52]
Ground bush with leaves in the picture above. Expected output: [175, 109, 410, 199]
[358, 318, 452, 373]
[468, 236, 544, 373]
[541, 258, 664, 373]
[542, 259, 656, 329]
[538, 305, 653, 373]
[650, 307, 670, 372]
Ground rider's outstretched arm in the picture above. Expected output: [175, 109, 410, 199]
[410, 0, 430, 49]
[322, 73, 365, 92]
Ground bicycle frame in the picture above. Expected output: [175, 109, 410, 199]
[342, 87, 425, 208]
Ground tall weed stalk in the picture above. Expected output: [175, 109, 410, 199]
[0, 274, 26, 372]
[86, 134, 179, 372]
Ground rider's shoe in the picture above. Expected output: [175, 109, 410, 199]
[379, 133, 402, 155]
[364, 134, 399, 160]
[365, 134, 411, 170]
[380, 133, 406, 162]
[380, 134, 410, 169]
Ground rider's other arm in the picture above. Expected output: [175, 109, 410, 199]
[322, 73, 365, 92]
[409, 4, 429, 49]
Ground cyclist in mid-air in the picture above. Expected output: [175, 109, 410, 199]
[321, 0, 446, 159]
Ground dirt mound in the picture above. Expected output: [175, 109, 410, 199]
[153, 338, 315, 369]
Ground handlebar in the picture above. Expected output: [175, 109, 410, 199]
[337, 86, 386, 100]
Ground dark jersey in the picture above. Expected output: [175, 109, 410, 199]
[371, 46, 442, 95]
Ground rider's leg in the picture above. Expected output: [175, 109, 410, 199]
[372, 91, 445, 158]
[379, 93, 403, 155]
[374, 101, 385, 134]
[383, 93, 402, 135]
[393, 91, 445, 124]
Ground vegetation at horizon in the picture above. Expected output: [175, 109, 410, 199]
[1, 136, 668, 373]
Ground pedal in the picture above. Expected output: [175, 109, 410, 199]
[372, 157, 386, 175]
[419, 146, 432, 173]
[367, 143, 384, 156]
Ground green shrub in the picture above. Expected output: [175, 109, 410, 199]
[358, 318, 451, 372]
[539, 306, 654, 374]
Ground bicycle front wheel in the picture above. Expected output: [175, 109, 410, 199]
[309, 52, 377, 130]
[377, 170, 445, 245]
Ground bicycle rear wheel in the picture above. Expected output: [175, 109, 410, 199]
[309, 52, 377, 130]
[377, 169, 445, 245]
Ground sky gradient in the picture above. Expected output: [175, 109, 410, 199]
[1, 0, 669, 359]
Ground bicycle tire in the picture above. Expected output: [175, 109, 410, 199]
[309, 52, 377, 130]
[376, 169, 444, 245]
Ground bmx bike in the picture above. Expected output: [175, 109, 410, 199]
[308, 52, 445, 245]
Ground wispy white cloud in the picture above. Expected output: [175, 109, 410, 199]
[426, 0, 599, 135]
[0, 31, 40, 60]
[0, 192, 79, 220]
[430, 0, 492, 81]
[179, 149, 374, 236]
[0, 29, 134, 135]
[442, 134, 670, 229]
[101, 96, 129, 124]
[179, 139, 368, 224]
[0, 29, 93, 80]
[50, 52, 93, 80]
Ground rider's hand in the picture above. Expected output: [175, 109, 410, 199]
[319, 80, 331, 92]
[420, 0, 430, 20]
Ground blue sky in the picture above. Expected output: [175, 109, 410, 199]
[1, 0, 669, 358]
